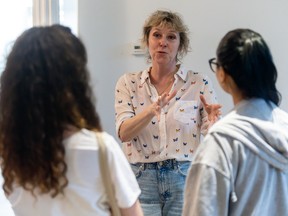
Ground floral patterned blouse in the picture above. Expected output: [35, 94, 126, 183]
[115, 65, 218, 163]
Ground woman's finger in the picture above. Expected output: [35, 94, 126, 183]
[200, 95, 208, 107]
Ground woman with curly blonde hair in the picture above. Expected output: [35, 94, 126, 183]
[115, 10, 221, 215]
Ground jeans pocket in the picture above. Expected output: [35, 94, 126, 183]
[130, 163, 143, 179]
[177, 162, 191, 177]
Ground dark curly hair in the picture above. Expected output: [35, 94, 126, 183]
[0, 25, 102, 197]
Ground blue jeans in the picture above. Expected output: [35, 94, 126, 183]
[131, 159, 191, 216]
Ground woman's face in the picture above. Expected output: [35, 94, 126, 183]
[148, 25, 180, 66]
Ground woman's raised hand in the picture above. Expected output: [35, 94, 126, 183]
[200, 95, 222, 124]
[153, 90, 177, 121]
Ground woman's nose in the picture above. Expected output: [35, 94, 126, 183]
[159, 37, 167, 47]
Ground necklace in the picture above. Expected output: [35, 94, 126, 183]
[157, 77, 174, 96]
[149, 66, 178, 96]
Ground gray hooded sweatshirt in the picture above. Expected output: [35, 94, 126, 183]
[183, 98, 288, 216]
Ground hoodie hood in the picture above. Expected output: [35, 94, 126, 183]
[210, 98, 288, 172]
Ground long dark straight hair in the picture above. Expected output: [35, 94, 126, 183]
[216, 28, 281, 105]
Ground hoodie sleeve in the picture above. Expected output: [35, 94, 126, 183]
[183, 133, 232, 216]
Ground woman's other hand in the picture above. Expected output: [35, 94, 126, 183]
[200, 95, 222, 124]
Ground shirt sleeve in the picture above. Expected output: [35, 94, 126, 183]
[104, 132, 141, 208]
[114, 74, 135, 138]
[183, 133, 231, 216]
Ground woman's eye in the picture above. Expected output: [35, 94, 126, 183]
[153, 33, 161, 38]
[168, 35, 177, 40]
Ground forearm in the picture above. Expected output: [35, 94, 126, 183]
[120, 200, 143, 216]
[119, 104, 155, 142]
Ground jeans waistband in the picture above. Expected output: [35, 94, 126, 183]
[132, 159, 190, 170]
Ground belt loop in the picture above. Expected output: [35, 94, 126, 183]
[157, 161, 162, 169]
[174, 159, 178, 170]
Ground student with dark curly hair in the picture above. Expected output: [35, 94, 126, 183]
[0, 25, 143, 216]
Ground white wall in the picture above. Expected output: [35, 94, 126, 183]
[79, 0, 288, 137]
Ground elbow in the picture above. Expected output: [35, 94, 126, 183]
[119, 132, 131, 142]
[118, 121, 132, 142]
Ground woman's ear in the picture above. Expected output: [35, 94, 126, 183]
[217, 67, 226, 84]
[216, 67, 230, 93]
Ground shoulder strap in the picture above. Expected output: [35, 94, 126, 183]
[96, 132, 121, 216]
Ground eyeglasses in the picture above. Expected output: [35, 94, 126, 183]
[208, 58, 220, 73]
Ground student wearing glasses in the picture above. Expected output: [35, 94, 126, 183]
[183, 28, 288, 216]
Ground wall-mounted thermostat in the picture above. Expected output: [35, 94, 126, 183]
[132, 43, 145, 55]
